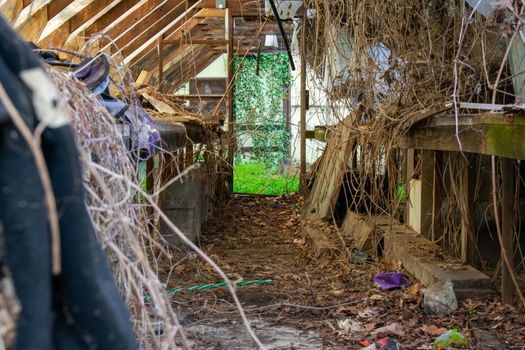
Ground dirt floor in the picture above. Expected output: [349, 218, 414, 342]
[161, 194, 525, 349]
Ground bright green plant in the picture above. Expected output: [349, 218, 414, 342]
[233, 54, 292, 169]
[233, 162, 299, 195]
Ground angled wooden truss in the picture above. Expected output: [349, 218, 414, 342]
[0, 0, 296, 88]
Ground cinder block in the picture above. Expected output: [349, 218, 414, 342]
[160, 165, 207, 249]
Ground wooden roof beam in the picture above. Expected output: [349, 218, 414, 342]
[100, 0, 182, 51]
[140, 30, 208, 82]
[162, 47, 213, 90]
[0, 0, 24, 22]
[38, 0, 123, 48]
[124, 4, 206, 65]
[12, 0, 76, 42]
[128, 5, 224, 66]
[167, 51, 225, 93]
[83, 0, 144, 39]
[164, 46, 224, 92]
[130, 23, 207, 74]
[106, 0, 197, 61]
[197, 0, 263, 17]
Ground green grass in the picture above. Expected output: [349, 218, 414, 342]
[233, 162, 299, 195]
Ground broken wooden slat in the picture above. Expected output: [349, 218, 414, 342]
[341, 210, 380, 252]
[303, 112, 357, 220]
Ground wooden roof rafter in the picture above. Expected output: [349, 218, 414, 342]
[100, 0, 189, 55]
[137, 27, 209, 82]
[0, 0, 293, 93]
[163, 46, 225, 92]
[117, 0, 203, 64]
[124, 4, 214, 66]
[37, 0, 124, 48]
[130, 6, 227, 75]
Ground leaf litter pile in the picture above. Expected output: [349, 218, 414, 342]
[159, 195, 525, 349]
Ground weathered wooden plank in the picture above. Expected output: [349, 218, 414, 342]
[195, 8, 225, 17]
[341, 210, 379, 252]
[398, 118, 525, 160]
[382, 216, 493, 299]
[303, 111, 358, 220]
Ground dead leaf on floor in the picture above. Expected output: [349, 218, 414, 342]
[369, 294, 384, 301]
[421, 325, 447, 336]
[371, 322, 406, 338]
[380, 256, 403, 271]
[293, 237, 306, 245]
[335, 305, 362, 315]
[358, 308, 381, 319]
[332, 289, 345, 297]
[407, 283, 422, 296]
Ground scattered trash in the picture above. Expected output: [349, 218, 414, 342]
[352, 249, 369, 263]
[360, 337, 402, 349]
[432, 329, 469, 349]
[374, 272, 411, 290]
[423, 280, 458, 314]
[338, 319, 367, 335]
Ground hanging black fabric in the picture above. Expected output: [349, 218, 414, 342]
[0, 15, 138, 350]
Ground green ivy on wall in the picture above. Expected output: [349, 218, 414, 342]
[233, 53, 292, 169]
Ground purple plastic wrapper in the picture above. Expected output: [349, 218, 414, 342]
[125, 103, 161, 160]
[373, 272, 411, 290]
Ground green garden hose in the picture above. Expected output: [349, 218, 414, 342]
[144, 279, 272, 301]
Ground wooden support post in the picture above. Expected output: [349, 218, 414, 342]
[146, 158, 154, 194]
[460, 156, 470, 262]
[501, 157, 515, 304]
[178, 149, 185, 172]
[299, 14, 307, 194]
[146, 157, 155, 232]
[158, 34, 165, 92]
[420, 150, 434, 238]
[405, 149, 415, 224]
[460, 154, 476, 264]
[431, 151, 443, 242]
[226, 9, 235, 193]
[185, 142, 194, 168]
